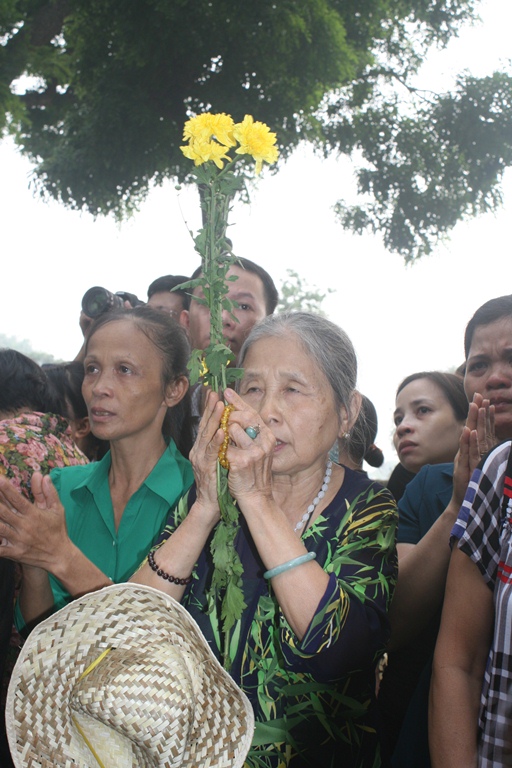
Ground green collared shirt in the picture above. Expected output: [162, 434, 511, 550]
[16, 441, 193, 629]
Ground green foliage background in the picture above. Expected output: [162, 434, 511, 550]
[1, 0, 511, 259]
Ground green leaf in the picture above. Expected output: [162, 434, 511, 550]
[222, 578, 247, 630]
[225, 367, 244, 384]
[187, 349, 205, 386]
[211, 523, 232, 571]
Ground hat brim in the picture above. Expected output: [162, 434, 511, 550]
[6, 583, 254, 768]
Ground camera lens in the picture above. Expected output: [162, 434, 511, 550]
[81, 287, 114, 318]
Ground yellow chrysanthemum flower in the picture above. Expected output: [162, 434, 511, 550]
[180, 139, 231, 169]
[183, 112, 235, 148]
[209, 113, 236, 147]
[183, 114, 213, 143]
[233, 115, 279, 174]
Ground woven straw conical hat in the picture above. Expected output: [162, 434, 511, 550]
[6, 583, 254, 768]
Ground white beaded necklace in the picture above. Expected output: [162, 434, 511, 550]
[293, 459, 333, 533]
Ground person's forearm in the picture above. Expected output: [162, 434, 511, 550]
[429, 664, 481, 767]
[18, 565, 56, 627]
[49, 540, 112, 596]
[240, 497, 329, 639]
[18, 552, 109, 628]
[130, 502, 217, 600]
[429, 547, 493, 768]
[388, 499, 459, 649]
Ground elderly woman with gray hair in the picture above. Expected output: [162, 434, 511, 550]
[133, 312, 398, 767]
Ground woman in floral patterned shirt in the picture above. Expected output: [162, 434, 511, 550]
[134, 313, 398, 767]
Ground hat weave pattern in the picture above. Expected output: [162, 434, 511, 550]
[7, 584, 254, 768]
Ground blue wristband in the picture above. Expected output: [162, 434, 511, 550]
[263, 551, 316, 579]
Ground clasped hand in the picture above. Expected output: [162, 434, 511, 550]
[0, 473, 68, 569]
[191, 388, 275, 514]
[453, 393, 496, 508]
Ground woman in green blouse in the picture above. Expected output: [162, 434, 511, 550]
[0, 306, 194, 628]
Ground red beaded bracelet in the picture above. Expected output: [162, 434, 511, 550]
[147, 549, 193, 585]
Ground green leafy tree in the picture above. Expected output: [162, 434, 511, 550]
[278, 269, 334, 315]
[330, 71, 512, 260]
[1, 0, 511, 259]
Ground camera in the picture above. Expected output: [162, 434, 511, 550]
[81, 287, 145, 318]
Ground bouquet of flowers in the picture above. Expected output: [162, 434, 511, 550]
[179, 112, 278, 667]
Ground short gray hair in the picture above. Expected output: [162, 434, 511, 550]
[238, 312, 359, 421]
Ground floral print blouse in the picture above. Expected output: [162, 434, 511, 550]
[0, 412, 88, 497]
[154, 467, 398, 768]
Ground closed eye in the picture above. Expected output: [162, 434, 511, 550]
[242, 385, 261, 394]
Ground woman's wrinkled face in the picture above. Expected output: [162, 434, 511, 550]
[393, 378, 465, 473]
[82, 320, 176, 444]
[464, 316, 512, 440]
[239, 334, 348, 477]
